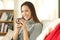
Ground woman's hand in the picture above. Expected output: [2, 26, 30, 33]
[19, 19, 27, 31]
[13, 18, 22, 40]
[16, 18, 28, 40]
[16, 18, 22, 31]
[16, 18, 27, 31]
[19, 19, 28, 40]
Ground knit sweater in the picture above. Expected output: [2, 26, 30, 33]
[18, 19, 43, 40]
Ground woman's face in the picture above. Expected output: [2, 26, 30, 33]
[21, 5, 31, 20]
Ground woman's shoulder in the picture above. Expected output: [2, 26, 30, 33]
[32, 23, 43, 30]
[29, 23, 43, 40]
[33, 23, 43, 27]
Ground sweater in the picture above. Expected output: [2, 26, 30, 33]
[18, 19, 43, 40]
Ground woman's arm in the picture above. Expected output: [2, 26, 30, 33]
[13, 28, 20, 40]
[23, 29, 28, 40]
[13, 19, 21, 40]
[13, 19, 29, 40]
[21, 19, 29, 40]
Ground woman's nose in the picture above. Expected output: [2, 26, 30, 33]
[22, 12, 27, 16]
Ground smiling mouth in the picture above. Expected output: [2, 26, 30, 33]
[24, 17, 27, 18]
[24, 15, 28, 18]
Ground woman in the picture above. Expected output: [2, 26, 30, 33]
[13, 1, 43, 40]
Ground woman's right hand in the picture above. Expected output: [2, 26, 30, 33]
[13, 18, 22, 40]
[15, 18, 22, 31]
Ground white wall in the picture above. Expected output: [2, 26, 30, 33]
[37, 0, 58, 20]
[0, 0, 14, 10]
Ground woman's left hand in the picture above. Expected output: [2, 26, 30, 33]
[20, 19, 27, 31]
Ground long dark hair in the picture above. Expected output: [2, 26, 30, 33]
[21, 1, 41, 23]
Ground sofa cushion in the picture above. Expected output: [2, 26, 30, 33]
[41, 20, 53, 31]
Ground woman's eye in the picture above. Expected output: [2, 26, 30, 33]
[21, 10, 28, 13]
[25, 10, 28, 12]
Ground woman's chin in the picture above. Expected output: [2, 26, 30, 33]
[24, 18, 29, 20]
[24, 17, 31, 20]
